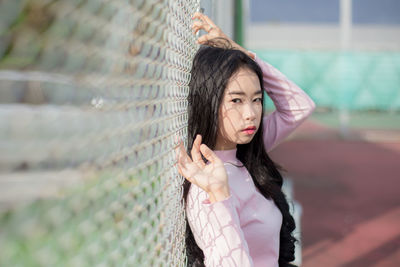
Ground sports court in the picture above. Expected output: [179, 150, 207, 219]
[271, 111, 400, 266]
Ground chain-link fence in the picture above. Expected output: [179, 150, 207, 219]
[0, 0, 200, 266]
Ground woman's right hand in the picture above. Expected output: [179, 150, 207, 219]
[191, 12, 255, 60]
[176, 134, 230, 202]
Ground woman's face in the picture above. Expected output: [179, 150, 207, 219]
[215, 67, 263, 150]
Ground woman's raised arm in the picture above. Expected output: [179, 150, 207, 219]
[191, 12, 316, 152]
[252, 54, 316, 152]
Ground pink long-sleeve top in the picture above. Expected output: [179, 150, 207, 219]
[186, 54, 316, 267]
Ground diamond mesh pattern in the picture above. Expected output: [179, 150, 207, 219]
[0, 0, 199, 266]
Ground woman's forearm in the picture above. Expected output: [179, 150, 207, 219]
[254, 55, 316, 151]
[208, 186, 231, 203]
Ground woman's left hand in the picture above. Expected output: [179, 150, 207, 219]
[191, 12, 254, 59]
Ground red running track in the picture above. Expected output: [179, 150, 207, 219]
[269, 121, 400, 267]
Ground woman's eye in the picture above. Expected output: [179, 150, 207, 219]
[254, 97, 262, 102]
[232, 98, 242, 103]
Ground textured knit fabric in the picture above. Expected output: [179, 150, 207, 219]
[186, 55, 316, 267]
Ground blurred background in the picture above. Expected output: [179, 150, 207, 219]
[203, 1, 400, 265]
[246, 0, 400, 266]
[0, 0, 399, 266]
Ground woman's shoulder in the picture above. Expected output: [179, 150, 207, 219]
[222, 159, 245, 173]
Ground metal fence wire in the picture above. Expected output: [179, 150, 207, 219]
[0, 0, 200, 266]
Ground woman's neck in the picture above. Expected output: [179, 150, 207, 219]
[214, 148, 237, 162]
[214, 141, 237, 151]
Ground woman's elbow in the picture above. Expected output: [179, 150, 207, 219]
[308, 98, 316, 115]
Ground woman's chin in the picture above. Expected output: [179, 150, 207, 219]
[236, 137, 254, 145]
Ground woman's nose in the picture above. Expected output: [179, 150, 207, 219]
[243, 103, 257, 121]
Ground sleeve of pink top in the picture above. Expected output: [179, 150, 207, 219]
[186, 187, 254, 267]
[253, 54, 316, 152]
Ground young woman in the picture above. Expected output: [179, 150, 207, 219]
[176, 12, 316, 267]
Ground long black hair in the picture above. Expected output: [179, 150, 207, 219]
[183, 39, 297, 267]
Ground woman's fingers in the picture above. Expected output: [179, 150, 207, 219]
[199, 143, 220, 164]
[176, 141, 204, 184]
[191, 12, 227, 45]
[191, 20, 202, 30]
[191, 134, 205, 168]
[175, 137, 227, 193]
[192, 12, 218, 37]
[196, 34, 210, 44]
[192, 12, 217, 27]
[192, 20, 214, 34]
[176, 141, 191, 169]
[177, 164, 194, 184]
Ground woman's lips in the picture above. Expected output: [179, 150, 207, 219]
[242, 126, 256, 135]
